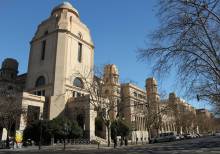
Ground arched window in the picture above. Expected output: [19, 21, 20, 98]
[35, 76, 45, 87]
[78, 42, 82, 63]
[73, 77, 83, 88]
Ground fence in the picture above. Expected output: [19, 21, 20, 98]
[54, 139, 91, 145]
[0, 141, 6, 149]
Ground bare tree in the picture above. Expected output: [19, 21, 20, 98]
[0, 86, 26, 147]
[138, 0, 220, 108]
[213, 117, 220, 132]
[70, 66, 120, 147]
[181, 111, 197, 133]
[168, 97, 197, 134]
[197, 111, 215, 133]
[144, 100, 175, 140]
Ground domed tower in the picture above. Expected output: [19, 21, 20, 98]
[145, 77, 160, 103]
[25, 2, 94, 119]
[103, 64, 121, 119]
[169, 92, 177, 103]
[145, 77, 160, 113]
[0, 58, 18, 81]
[51, 2, 80, 18]
[103, 64, 119, 86]
[145, 77, 160, 137]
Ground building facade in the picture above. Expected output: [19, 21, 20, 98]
[121, 83, 148, 143]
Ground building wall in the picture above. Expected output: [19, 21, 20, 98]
[25, 3, 94, 120]
[66, 96, 97, 140]
[19, 92, 45, 131]
[166, 93, 197, 134]
[121, 83, 148, 143]
[102, 64, 121, 120]
[196, 109, 214, 134]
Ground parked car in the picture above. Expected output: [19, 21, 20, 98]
[215, 132, 220, 136]
[183, 133, 193, 139]
[194, 134, 201, 138]
[192, 134, 198, 138]
[149, 132, 176, 143]
[175, 134, 184, 140]
[23, 139, 33, 146]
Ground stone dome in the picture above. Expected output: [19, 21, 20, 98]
[51, 2, 79, 17]
[146, 77, 157, 86]
[169, 92, 176, 98]
[104, 64, 119, 75]
[1, 58, 18, 71]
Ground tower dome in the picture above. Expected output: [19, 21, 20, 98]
[51, 2, 79, 17]
[169, 92, 176, 98]
[145, 77, 158, 97]
[2, 58, 18, 72]
[146, 77, 157, 86]
[104, 64, 119, 75]
[0, 58, 18, 80]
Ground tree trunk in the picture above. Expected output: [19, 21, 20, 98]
[6, 133, 9, 148]
[63, 138, 66, 150]
[147, 127, 152, 143]
[6, 126, 12, 149]
[107, 125, 110, 147]
[120, 136, 123, 146]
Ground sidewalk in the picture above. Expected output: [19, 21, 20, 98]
[0, 143, 144, 152]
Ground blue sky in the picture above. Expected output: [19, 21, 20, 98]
[0, 0, 210, 109]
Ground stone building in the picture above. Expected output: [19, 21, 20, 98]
[0, 59, 44, 141]
[0, 2, 95, 141]
[163, 93, 197, 135]
[0, 2, 214, 143]
[102, 64, 121, 120]
[196, 109, 214, 134]
[25, 1, 94, 121]
[121, 83, 148, 143]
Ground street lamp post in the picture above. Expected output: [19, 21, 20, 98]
[38, 114, 43, 150]
[63, 122, 69, 150]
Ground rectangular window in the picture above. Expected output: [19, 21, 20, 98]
[73, 91, 76, 97]
[133, 92, 137, 97]
[37, 91, 41, 96]
[41, 40, 46, 60]
[27, 106, 40, 124]
[42, 90, 45, 96]
[78, 42, 82, 62]
[77, 92, 81, 97]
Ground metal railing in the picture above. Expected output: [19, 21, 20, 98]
[0, 141, 6, 149]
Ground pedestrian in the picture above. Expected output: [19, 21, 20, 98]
[113, 138, 117, 148]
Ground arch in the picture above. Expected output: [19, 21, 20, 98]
[73, 77, 83, 88]
[35, 76, 46, 87]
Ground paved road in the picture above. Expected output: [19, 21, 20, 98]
[1, 136, 220, 154]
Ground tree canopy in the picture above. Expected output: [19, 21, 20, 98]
[111, 119, 130, 139]
[23, 116, 83, 145]
[138, 0, 220, 110]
